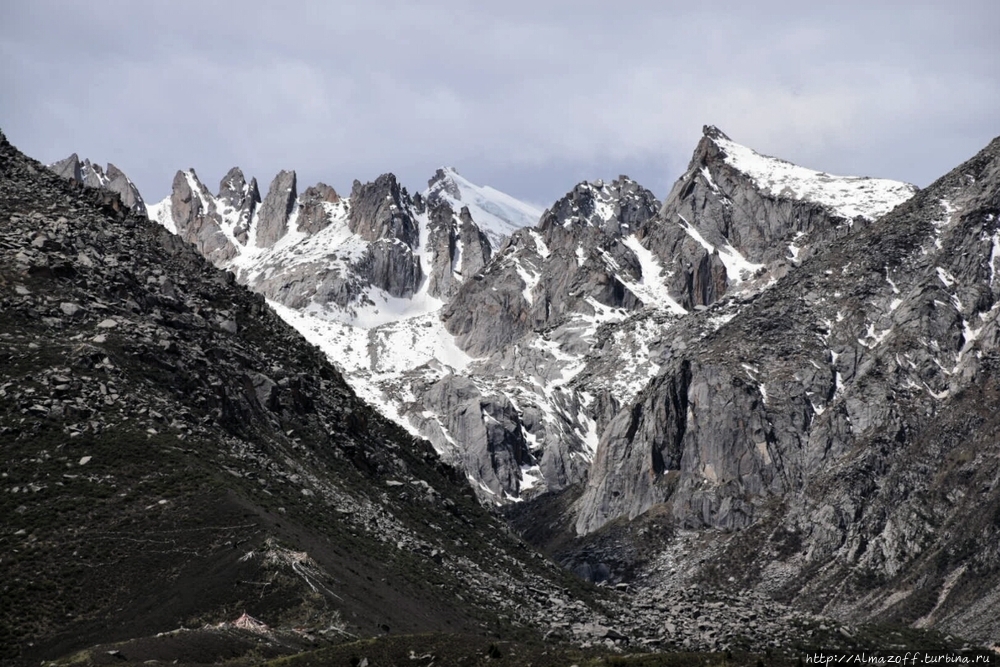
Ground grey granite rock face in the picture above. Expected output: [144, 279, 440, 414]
[364, 237, 423, 299]
[49, 153, 82, 182]
[237, 173, 426, 310]
[217, 167, 260, 245]
[256, 170, 297, 248]
[457, 207, 492, 277]
[414, 374, 533, 497]
[348, 174, 420, 247]
[427, 167, 462, 200]
[572, 136, 1000, 643]
[104, 164, 146, 216]
[48, 154, 147, 216]
[442, 177, 661, 357]
[636, 126, 918, 310]
[297, 183, 340, 235]
[425, 202, 460, 299]
[168, 169, 237, 265]
[425, 202, 493, 300]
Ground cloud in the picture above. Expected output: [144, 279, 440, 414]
[2, 1, 998, 206]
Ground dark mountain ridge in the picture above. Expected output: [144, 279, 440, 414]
[0, 131, 620, 665]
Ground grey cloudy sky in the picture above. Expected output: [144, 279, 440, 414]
[2, 1, 998, 208]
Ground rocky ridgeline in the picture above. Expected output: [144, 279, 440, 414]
[59, 126, 908, 510]
[572, 134, 1000, 644]
[149, 165, 505, 317]
[412, 127, 918, 503]
[0, 132, 613, 663]
[49, 153, 147, 217]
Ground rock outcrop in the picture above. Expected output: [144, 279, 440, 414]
[424, 202, 493, 300]
[49, 153, 147, 216]
[442, 176, 663, 357]
[424, 166, 541, 249]
[167, 168, 238, 265]
[297, 182, 339, 235]
[256, 169, 297, 248]
[217, 166, 260, 245]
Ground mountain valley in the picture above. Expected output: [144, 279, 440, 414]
[3, 121, 1000, 665]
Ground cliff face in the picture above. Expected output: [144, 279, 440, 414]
[574, 133, 1000, 643]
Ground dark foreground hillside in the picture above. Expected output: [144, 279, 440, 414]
[2, 130, 985, 666]
[0, 131, 633, 665]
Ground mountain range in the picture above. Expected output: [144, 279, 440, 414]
[4, 121, 999, 664]
[138, 126, 923, 511]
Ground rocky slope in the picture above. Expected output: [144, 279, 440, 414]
[571, 133, 1000, 644]
[11, 129, 946, 667]
[2, 133, 612, 665]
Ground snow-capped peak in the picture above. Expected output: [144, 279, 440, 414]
[425, 167, 542, 248]
[708, 129, 917, 221]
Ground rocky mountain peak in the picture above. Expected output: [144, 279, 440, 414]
[573, 130, 1000, 643]
[701, 124, 730, 141]
[421, 167, 541, 249]
[49, 152, 82, 181]
[215, 167, 260, 245]
[636, 127, 921, 311]
[347, 172, 419, 247]
[48, 153, 147, 216]
[426, 166, 463, 200]
[217, 166, 248, 203]
[442, 175, 664, 357]
[297, 182, 341, 235]
[710, 130, 917, 222]
[303, 181, 340, 203]
[422, 197, 493, 301]
[256, 169, 298, 248]
[537, 175, 660, 240]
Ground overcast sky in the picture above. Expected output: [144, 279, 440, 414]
[3, 1, 998, 209]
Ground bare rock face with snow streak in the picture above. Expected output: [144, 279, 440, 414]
[168, 168, 238, 265]
[573, 134, 1000, 643]
[348, 173, 420, 247]
[635, 126, 918, 310]
[351, 176, 424, 300]
[442, 176, 662, 357]
[425, 166, 540, 249]
[49, 154, 147, 216]
[425, 202, 493, 300]
[297, 182, 340, 235]
[256, 169, 297, 248]
[413, 374, 534, 498]
[217, 167, 260, 245]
